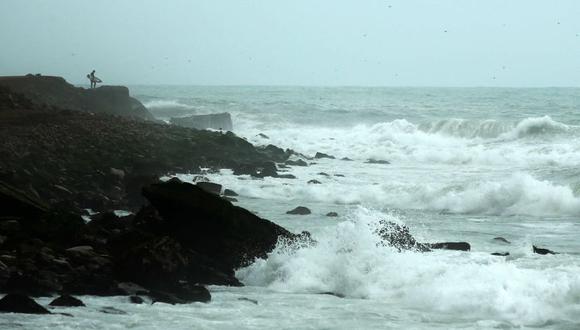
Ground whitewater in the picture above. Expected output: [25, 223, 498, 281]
[8, 87, 579, 329]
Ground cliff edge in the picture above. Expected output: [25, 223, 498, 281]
[0, 75, 154, 120]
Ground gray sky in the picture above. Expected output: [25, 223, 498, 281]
[1, 0, 579, 86]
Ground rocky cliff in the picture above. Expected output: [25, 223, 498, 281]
[0, 75, 153, 120]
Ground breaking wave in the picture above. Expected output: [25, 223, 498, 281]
[238, 207, 580, 326]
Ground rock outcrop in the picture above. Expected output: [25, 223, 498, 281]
[0, 75, 154, 120]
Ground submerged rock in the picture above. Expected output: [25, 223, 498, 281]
[492, 237, 511, 244]
[491, 252, 510, 256]
[0, 294, 51, 314]
[286, 206, 311, 215]
[307, 179, 322, 184]
[314, 152, 335, 159]
[532, 245, 557, 255]
[426, 242, 471, 251]
[49, 295, 85, 307]
[285, 159, 308, 167]
[129, 295, 144, 304]
[326, 212, 338, 217]
[238, 297, 258, 305]
[366, 159, 390, 165]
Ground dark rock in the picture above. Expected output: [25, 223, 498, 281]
[49, 295, 85, 307]
[376, 221, 430, 252]
[0, 75, 154, 120]
[285, 159, 308, 167]
[223, 196, 238, 203]
[0, 181, 49, 219]
[170, 113, 233, 131]
[258, 145, 293, 162]
[141, 179, 294, 271]
[318, 172, 330, 177]
[196, 182, 222, 195]
[341, 157, 353, 161]
[238, 297, 258, 305]
[320, 292, 345, 298]
[129, 295, 144, 304]
[223, 189, 238, 197]
[307, 179, 322, 184]
[491, 252, 510, 256]
[334, 174, 345, 177]
[314, 152, 335, 159]
[232, 161, 278, 178]
[100, 306, 127, 315]
[257, 133, 269, 139]
[0, 293, 51, 314]
[174, 285, 211, 303]
[326, 212, 338, 217]
[366, 159, 390, 165]
[277, 174, 296, 179]
[149, 291, 186, 305]
[532, 245, 557, 255]
[426, 242, 471, 251]
[286, 206, 311, 215]
[492, 237, 510, 244]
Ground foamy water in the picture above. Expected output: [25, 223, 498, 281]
[8, 87, 578, 329]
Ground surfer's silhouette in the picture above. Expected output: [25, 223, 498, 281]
[86, 70, 101, 88]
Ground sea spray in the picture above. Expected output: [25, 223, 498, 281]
[238, 207, 580, 326]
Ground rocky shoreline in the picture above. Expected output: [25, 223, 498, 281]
[0, 76, 301, 313]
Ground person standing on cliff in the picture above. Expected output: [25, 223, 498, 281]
[87, 70, 98, 88]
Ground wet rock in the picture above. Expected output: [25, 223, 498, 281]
[376, 221, 430, 252]
[318, 172, 330, 177]
[141, 179, 294, 271]
[286, 206, 311, 215]
[314, 152, 335, 159]
[49, 295, 85, 307]
[532, 245, 557, 255]
[223, 196, 238, 203]
[320, 292, 345, 298]
[366, 159, 390, 165]
[196, 182, 222, 195]
[129, 295, 144, 304]
[326, 212, 338, 217]
[257, 133, 269, 139]
[492, 237, 511, 244]
[491, 252, 510, 256]
[341, 157, 353, 161]
[285, 159, 308, 167]
[100, 306, 127, 315]
[277, 174, 296, 179]
[307, 179, 322, 184]
[334, 174, 345, 177]
[238, 297, 258, 305]
[0, 293, 51, 314]
[426, 242, 471, 251]
[223, 189, 238, 197]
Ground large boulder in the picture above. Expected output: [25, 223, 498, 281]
[170, 113, 233, 131]
[141, 178, 294, 270]
[0, 294, 50, 314]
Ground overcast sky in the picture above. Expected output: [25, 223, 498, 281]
[1, 0, 579, 86]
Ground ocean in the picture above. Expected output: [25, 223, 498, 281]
[8, 86, 580, 329]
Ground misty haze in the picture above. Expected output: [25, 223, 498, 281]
[0, 1, 579, 329]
